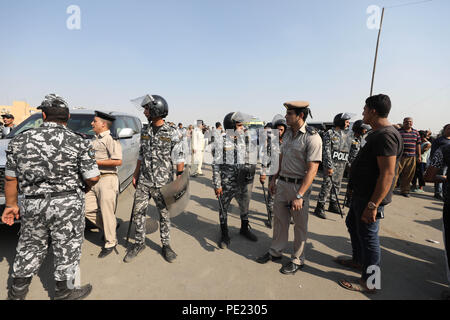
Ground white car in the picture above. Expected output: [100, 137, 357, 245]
[0, 109, 142, 223]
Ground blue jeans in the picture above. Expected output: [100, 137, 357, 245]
[345, 195, 383, 281]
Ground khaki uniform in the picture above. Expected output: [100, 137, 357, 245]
[269, 123, 322, 265]
[85, 130, 122, 248]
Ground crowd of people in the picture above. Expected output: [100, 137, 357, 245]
[1, 92, 449, 300]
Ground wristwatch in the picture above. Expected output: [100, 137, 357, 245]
[367, 201, 378, 210]
[296, 193, 303, 200]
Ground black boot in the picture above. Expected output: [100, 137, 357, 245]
[219, 224, 231, 249]
[240, 220, 258, 242]
[54, 280, 92, 300]
[328, 201, 341, 214]
[162, 245, 177, 263]
[314, 202, 326, 219]
[7, 277, 32, 300]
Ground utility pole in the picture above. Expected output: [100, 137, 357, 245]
[370, 7, 385, 97]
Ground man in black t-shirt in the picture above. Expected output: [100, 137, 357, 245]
[335, 94, 403, 293]
[425, 144, 450, 300]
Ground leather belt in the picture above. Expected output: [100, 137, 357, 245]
[100, 172, 117, 175]
[25, 190, 78, 200]
[279, 176, 303, 184]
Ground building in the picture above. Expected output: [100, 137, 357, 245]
[0, 101, 39, 125]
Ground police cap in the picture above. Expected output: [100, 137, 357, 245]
[1, 113, 14, 119]
[94, 110, 116, 122]
[283, 101, 310, 109]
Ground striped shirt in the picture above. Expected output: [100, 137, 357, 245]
[399, 128, 421, 157]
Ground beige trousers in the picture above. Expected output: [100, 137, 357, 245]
[269, 179, 310, 265]
[394, 156, 416, 194]
[85, 174, 119, 248]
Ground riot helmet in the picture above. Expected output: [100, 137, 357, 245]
[352, 120, 371, 134]
[141, 95, 168, 119]
[223, 112, 236, 130]
[333, 113, 352, 129]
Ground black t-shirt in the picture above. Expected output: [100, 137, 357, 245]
[350, 125, 403, 206]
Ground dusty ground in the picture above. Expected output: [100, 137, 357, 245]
[0, 165, 448, 300]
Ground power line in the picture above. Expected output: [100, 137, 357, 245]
[385, 0, 433, 9]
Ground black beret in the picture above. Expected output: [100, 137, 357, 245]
[94, 110, 116, 122]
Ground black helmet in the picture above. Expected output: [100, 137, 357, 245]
[141, 95, 168, 119]
[352, 120, 371, 134]
[333, 113, 351, 128]
[272, 118, 287, 130]
[264, 122, 273, 129]
[223, 112, 236, 130]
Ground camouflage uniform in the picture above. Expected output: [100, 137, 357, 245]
[344, 135, 364, 207]
[317, 127, 354, 207]
[260, 129, 282, 221]
[212, 129, 257, 225]
[132, 123, 185, 246]
[6, 122, 99, 281]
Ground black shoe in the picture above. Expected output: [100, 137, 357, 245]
[280, 262, 304, 275]
[314, 203, 326, 219]
[401, 193, 410, 198]
[123, 243, 145, 263]
[219, 224, 231, 249]
[98, 245, 118, 258]
[162, 245, 177, 263]
[7, 277, 32, 300]
[54, 280, 92, 300]
[240, 220, 258, 242]
[256, 252, 282, 264]
[328, 201, 341, 214]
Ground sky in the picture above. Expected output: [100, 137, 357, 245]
[1, 0, 449, 133]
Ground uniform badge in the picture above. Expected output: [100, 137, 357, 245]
[88, 149, 96, 159]
[160, 137, 172, 142]
[141, 135, 150, 140]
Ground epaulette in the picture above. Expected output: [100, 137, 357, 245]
[70, 130, 89, 139]
[306, 126, 318, 135]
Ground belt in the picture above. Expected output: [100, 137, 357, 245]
[279, 176, 303, 184]
[100, 172, 117, 175]
[25, 190, 78, 200]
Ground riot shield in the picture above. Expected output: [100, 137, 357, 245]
[160, 166, 190, 217]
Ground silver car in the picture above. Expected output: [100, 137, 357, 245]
[0, 110, 142, 222]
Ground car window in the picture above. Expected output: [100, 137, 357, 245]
[111, 117, 127, 137]
[7, 114, 43, 138]
[67, 115, 95, 137]
[6, 113, 96, 139]
[131, 117, 142, 134]
[124, 117, 139, 134]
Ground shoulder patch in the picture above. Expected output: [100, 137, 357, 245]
[306, 126, 318, 135]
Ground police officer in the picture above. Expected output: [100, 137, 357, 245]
[212, 112, 258, 249]
[124, 94, 185, 263]
[2, 93, 100, 300]
[260, 118, 287, 228]
[85, 111, 123, 258]
[314, 113, 353, 219]
[344, 120, 371, 207]
[349, 120, 371, 163]
[256, 101, 322, 274]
